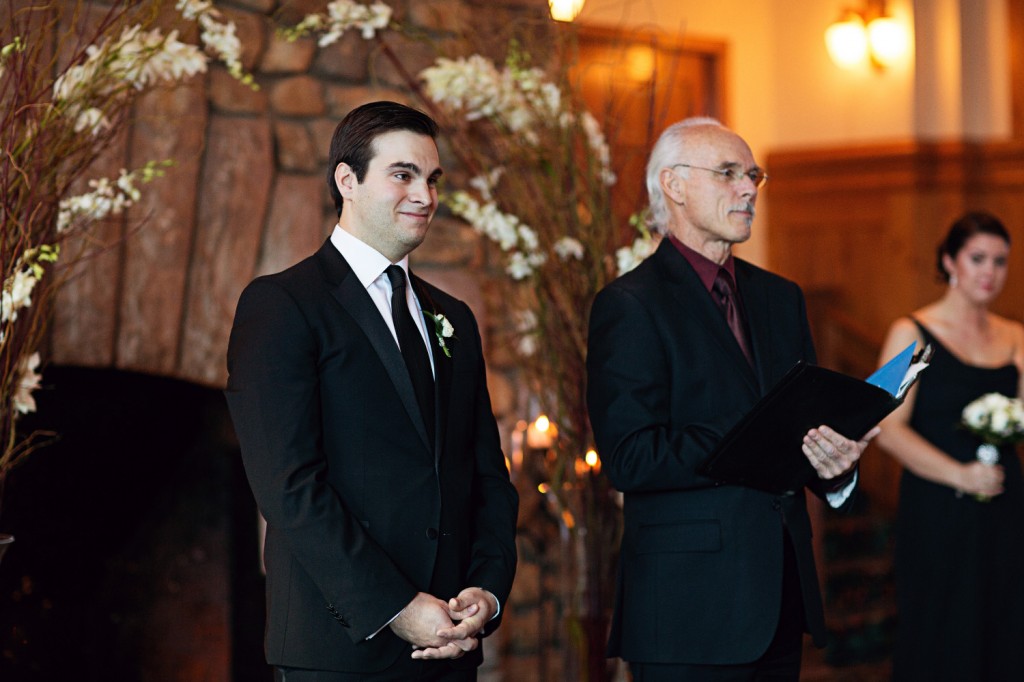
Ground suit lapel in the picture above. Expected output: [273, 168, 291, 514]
[412, 274, 450, 464]
[315, 242, 432, 452]
[654, 241, 760, 395]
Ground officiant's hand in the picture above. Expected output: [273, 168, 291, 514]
[803, 425, 879, 479]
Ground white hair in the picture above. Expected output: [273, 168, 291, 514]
[645, 116, 725, 234]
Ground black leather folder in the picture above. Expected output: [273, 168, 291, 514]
[698, 362, 904, 495]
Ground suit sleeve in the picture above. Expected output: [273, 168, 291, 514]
[586, 284, 729, 493]
[225, 279, 417, 642]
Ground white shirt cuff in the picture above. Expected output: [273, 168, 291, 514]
[825, 470, 858, 508]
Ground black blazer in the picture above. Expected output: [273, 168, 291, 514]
[587, 239, 847, 665]
[225, 240, 518, 673]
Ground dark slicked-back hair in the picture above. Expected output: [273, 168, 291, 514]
[936, 211, 1011, 282]
[326, 101, 439, 217]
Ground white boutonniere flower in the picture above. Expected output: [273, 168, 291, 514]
[424, 311, 455, 358]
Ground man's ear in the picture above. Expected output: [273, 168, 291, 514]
[334, 163, 357, 200]
[660, 167, 685, 205]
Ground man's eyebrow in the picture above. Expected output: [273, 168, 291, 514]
[387, 161, 421, 174]
[718, 161, 763, 172]
[386, 161, 444, 180]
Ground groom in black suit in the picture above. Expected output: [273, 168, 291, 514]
[226, 101, 518, 681]
[586, 118, 878, 680]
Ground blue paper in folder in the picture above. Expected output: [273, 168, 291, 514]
[865, 341, 916, 397]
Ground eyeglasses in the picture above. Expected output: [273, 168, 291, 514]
[671, 163, 768, 188]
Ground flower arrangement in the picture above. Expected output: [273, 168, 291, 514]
[0, 0, 247, 507]
[421, 51, 644, 678]
[279, 0, 392, 45]
[419, 46, 652, 435]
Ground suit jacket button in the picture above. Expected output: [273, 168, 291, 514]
[426, 527, 439, 540]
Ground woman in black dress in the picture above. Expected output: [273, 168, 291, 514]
[876, 211, 1024, 681]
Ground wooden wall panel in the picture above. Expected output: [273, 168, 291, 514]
[256, 174, 329, 278]
[178, 116, 273, 387]
[50, 217, 126, 367]
[117, 80, 208, 374]
[50, 128, 130, 368]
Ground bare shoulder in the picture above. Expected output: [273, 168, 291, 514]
[907, 303, 946, 330]
[992, 313, 1024, 338]
[880, 314, 925, 363]
[993, 313, 1024, 356]
[886, 315, 919, 336]
[884, 312, 926, 343]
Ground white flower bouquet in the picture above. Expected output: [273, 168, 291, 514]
[961, 392, 1024, 448]
[960, 392, 1024, 500]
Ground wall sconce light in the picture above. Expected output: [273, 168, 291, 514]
[549, 0, 585, 22]
[825, 0, 908, 71]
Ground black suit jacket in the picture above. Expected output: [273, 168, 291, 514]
[586, 239, 849, 665]
[225, 240, 518, 673]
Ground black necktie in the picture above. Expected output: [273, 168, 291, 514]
[712, 269, 753, 366]
[385, 265, 435, 444]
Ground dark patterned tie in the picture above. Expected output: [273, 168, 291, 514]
[712, 269, 753, 366]
[385, 265, 435, 444]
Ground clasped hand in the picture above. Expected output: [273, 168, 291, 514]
[389, 588, 496, 660]
[959, 460, 1005, 498]
[802, 424, 879, 479]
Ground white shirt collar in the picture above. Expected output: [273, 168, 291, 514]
[329, 224, 409, 288]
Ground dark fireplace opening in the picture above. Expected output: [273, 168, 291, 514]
[0, 365, 270, 681]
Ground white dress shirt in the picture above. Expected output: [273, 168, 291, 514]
[330, 225, 436, 375]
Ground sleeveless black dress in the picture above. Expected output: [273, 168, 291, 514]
[893, 320, 1024, 680]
